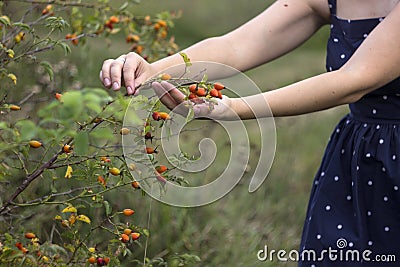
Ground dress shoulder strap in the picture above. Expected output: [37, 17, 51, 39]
[328, 0, 337, 15]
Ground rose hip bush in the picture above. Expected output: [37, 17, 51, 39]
[0, 1, 201, 266]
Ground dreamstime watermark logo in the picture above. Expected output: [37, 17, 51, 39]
[257, 238, 396, 263]
[122, 61, 276, 207]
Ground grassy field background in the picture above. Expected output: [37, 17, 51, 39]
[20, 1, 352, 266]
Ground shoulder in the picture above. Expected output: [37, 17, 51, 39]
[306, 0, 331, 23]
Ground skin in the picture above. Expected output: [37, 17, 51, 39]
[100, 0, 400, 120]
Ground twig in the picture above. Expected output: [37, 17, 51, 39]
[0, 148, 64, 215]
[17, 90, 38, 106]
[7, 0, 99, 9]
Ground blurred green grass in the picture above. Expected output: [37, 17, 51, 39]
[21, 1, 351, 266]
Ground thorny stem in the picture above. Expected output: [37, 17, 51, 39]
[0, 148, 65, 215]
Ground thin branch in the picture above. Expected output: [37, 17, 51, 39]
[0, 148, 64, 214]
[7, 0, 99, 9]
[17, 90, 38, 106]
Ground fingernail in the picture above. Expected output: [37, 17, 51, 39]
[127, 86, 133, 95]
[104, 78, 111, 87]
[112, 82, 119, 90]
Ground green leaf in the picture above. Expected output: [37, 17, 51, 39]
[74, 132, 89, 155]
[0, 121, 8, 130]
[201, 73, 208, 83]
[45, 16, 69, 31]
[142, 228, 150, 237]
[90, 127, 114, 140]
[86, 102, 102, 114]
[103, 200, 112, 216]
[186, 106, 194, 122]
[119, 2, 129, 10]
[40, 61, 54, 81]
[58, 42, 71, 55]
[0, 15, 11, 26]
[15, 120, 38, 141]
[59, 91, 84, 120]
[13, 22, 30, 30]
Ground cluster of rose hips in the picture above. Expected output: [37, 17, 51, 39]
[187, 81, 224, 101]
[88, 256, 110, 266]
[126, 17, 169, 55]
[152, 19, 169, 39]
[14, 232, 51, 262]
[65, 33, 79, 46]
[158, 73, 226, 101]
[86, 209, 140, 265]
[104, 15, 120, 30]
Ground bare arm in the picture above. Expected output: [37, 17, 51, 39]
[154, 0, 328, 72]
[232, 3, 400, 118]
[101, 0, 329, 94]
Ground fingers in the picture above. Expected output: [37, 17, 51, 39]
[101, 57, 125, 91]
[152, 81, 189, 115]
[152, 81, 179, 110]
[101, 53, 153, 95]
[109, 57, 126, 91]
[101, 59, 114, 88]
[123, 53, 151, 94]
[123, 53, 145, 95]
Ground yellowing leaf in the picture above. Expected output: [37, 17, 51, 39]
[62, 206, 77, 213]
[179, 52, 192, 67]
[7, 73, 17, 84]
[76, 214, 91, 224]
[6, 49, 14, 58]
[64, 165, 73, 179]
[0, 15, 11, 25]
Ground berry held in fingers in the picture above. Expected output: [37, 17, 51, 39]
[213, 82, 225, 90]
[160, 73, 172, 80]
[152, 111, 161, 121]
[196, 87, 207, 97]
[159, 112, 171, 120]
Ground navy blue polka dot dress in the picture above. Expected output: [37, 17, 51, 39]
[299, 0, 400, 266]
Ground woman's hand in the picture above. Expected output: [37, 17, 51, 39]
[100, 52, 156, 95]
[152, 81, 235, 121]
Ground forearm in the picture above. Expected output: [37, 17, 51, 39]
[231, 70, 367, 119]
[151, 36, 244, 72]
[151, 0, 326, 74]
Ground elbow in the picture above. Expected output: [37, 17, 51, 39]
[337, 66, 386, 105]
